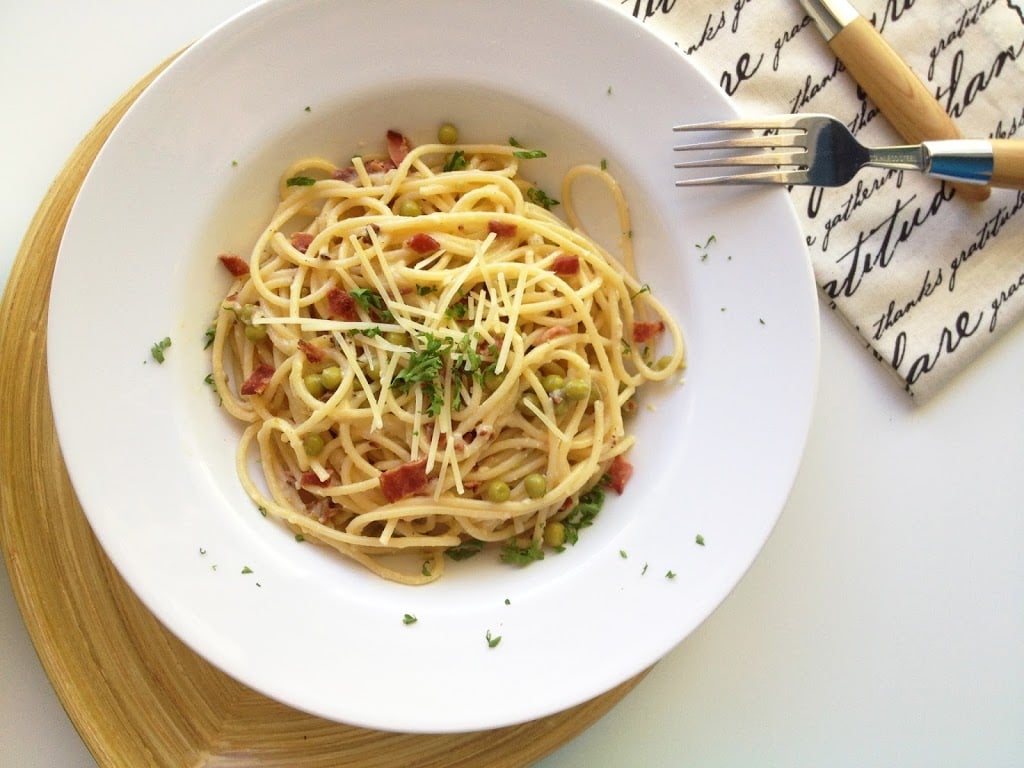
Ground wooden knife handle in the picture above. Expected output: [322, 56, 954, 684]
[830, 16, 991, 201]
[991, 139, 1024, 189]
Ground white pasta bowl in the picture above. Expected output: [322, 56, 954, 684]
[47, 0, 819, 732]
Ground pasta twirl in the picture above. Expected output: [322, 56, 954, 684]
[210, 130, 685, 584]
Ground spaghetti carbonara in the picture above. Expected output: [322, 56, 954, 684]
[210, 126, 684, 584]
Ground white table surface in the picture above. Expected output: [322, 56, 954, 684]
[2, 2, 1021, 766]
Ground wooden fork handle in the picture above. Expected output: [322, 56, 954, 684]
[829, 15, 992, 201]
[991, 140, 1024, 189]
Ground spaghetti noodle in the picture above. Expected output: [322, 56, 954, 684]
[210, 128, 684, 584]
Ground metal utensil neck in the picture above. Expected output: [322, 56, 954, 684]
[799, 0, 861, 39]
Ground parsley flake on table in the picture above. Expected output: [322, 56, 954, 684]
[485, 630, 502, 648]
[665, 570, 677, 579]
[403, 613, 418, 625]
[241, 566, 253, 574]
[695, 534, 706, 546]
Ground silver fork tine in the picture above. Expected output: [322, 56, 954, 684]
[674, 150, 807, 169]
[672, 134, 805, 152]
[675, 168, 810, 187]
[672, 115, 809, 132]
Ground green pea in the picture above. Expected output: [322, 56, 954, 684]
[540, 374, 565, 393]
[523, 473, 547, 499]
[543, 521, 566, 549]
[483, 371, 505, 392]
[304, 373, 324, 397]
[244, 324, 268, 342]
[483, 479, 511, 503]
[303, 433, 324, 457]
[397, 199, 422, 217]
[320, 365, 343, 390]
[563, 377, 590, 401]
[437, 122, 459, 145]
[233, 303, 256, 323]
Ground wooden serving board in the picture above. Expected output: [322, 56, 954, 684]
[0, 56, 643, 767]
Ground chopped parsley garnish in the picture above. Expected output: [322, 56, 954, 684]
[695, 534, 705, 546]
[619, 550, 628, 559]
[286, 175, 317, 187]
[446, 539, 485, 561]
[630, 284, 651, 300]
[499, 538, 545, 565]
[421, 560, 432, 577]
[600, 158, 608, 171]
[415, 285, 436, 296]
[641, 562, 649, 575]
[391, 332, 451, 416]
[241, 566, 253, 574]
[526, 186, 559, 209]
[508, 137, 547, 159]
[295, 533, 305, 542]
[403, 613, 418, 625]
[150, 336, 172, 363]
[485, 629, 502, 648]
[443, 150, 468, 172]
[560, 483, 606, 547]
[349, 287, 394, 322]
[203, 325, 216, 349]
[665, 570, 677, 579]
[304, 105, 311, 112]
[445, 300, 469, 320]
[390, 331, 487, 416]
[504, 598, 511, 606]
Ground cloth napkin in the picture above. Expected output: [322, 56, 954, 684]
[609, 0, 1024, 402]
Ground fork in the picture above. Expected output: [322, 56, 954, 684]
[673, 113, 1024, 189]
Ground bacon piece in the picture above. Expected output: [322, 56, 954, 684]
[538, 325, 571, 343]
[332, 166, 358, 181]
[406, 232, 440, 254]
[290, 232, 315, 253]
[488, 220, 517, 237]
[327, 287, 359, 321]
[379, 458, 429, 503]
[300, 471, 330, 487]
[386, 130, 411, 165]
[550, 254, 580, 275]
[240, 363, 275, 396]
[297, 339, 325, 363]
[605, 455, 634, 495]
[631, 321, 665, 344]
[218, 252, 249, 277]
[365, 158, 395, 174]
